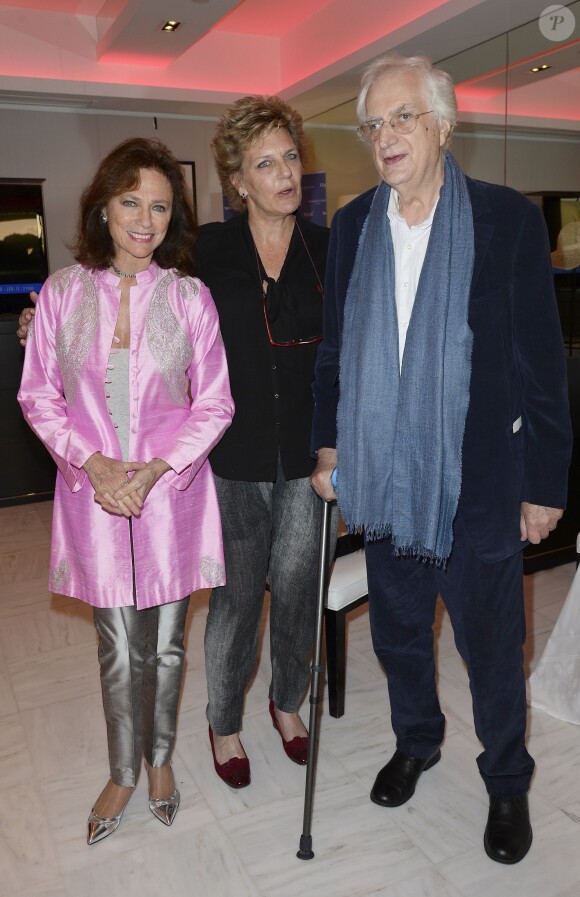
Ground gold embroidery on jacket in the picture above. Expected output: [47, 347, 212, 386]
[55, 267, 98, 405]
[179, 277, 200, 302]
[199, 556, 225, 587]
[50, 559, 71, 591]
[147, 273, 193, 406]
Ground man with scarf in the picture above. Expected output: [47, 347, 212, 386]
[310, 52, 571, 865]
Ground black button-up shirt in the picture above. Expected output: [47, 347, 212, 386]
[197, 213, 328, 481]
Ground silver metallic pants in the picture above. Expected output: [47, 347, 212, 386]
[93, 598, 189, 788]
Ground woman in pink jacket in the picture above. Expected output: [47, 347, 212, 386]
[18, 138, 234, 844]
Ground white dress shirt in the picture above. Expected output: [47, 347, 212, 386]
[387, 189, 439, 370]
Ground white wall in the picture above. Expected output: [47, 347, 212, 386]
[1, 106, 579, 275]
[454, 130, 580, 194]
[305, 123, 580, 222]
[0, 108, 222, 272]
[304, 125, 375, 218]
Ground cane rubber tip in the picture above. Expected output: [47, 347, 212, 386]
[297, 835, 314, 860]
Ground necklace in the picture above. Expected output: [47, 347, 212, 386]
[110, 262, 136, 279]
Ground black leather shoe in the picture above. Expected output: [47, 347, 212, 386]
[370, 748, 441, 807]
[484, 793, 532, 864]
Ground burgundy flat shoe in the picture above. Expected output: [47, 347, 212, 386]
[268, 701, 308, 765]
[208, 726, 250, 789]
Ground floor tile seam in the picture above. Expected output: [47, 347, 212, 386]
[0, 541, 50, 556]
[0, 580, 52, 594]
[2, 770, 67, 887]
[0, 676, 19, 719]
[216, 773, 363, 829]
[171, 744, 257, 820]
[530, 782, 580, 810]
[300, 742, 354, 776]
[532, 804, 580, 826]
[2, 635, 98, 667]
[0, 541, 50, 557]
[7, 635, 97, 669]
[12, 679, 102, 713]
[386, 803, 488, 865]
[389, 867, 470, 897]
[0, 605, 60, 621]
[0, 594, 54, 611]
[527, 716, 579, 741]
[0, 580, 51, 597]
[10, 876, 66, 897]
[169, 745, 225, 825]
[560, 806, 580, 826]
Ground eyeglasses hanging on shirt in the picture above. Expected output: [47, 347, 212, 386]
[252, 217, 324, 347]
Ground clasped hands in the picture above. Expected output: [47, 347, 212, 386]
[83, 452, 170, 518]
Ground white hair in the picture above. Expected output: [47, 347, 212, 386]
[356, 52, 457, 149]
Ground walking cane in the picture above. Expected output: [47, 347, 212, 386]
[297, 472, 337, 860]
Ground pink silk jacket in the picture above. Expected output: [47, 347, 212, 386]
[18, 262, 234, 609]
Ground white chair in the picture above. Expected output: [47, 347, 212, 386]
[325, 546, 368, 718]
[528, 537, 580, 724]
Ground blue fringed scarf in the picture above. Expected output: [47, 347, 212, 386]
[336, 154, 474, 564]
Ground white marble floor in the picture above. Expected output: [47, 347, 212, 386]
[1, 500, 580, 897]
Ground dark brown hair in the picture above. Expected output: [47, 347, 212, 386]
[70, 137, 197, 275]
[211, 95, 307, 212]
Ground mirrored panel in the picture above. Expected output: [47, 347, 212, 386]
[306, 2, 580, 231]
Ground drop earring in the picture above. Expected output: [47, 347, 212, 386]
[101, 211, 108, 223]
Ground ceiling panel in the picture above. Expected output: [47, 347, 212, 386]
[97, 0, 240, 65]
[0, 0, 577, 128]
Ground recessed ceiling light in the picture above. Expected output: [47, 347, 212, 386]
[530, 64, 551, 73]
[162, 20, 181, 32]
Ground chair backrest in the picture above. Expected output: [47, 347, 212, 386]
[334, 530, 364, 559]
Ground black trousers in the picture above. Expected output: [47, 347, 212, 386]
[365, 515, 534, 797]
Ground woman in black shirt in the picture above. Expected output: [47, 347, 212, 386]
[201, 96, 334, 787]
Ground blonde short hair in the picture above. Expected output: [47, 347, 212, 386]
[211, 95, 307, 212]
[356, 52, 457, 149]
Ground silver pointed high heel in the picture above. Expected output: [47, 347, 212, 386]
[87, 782, 134, 845]
[87, 807, 124, 845]
[148, 788, 180, 826]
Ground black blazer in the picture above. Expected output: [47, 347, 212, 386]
[311, 176, 572, 562]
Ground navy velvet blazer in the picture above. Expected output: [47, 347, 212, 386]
[311, 176, 572, 562]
